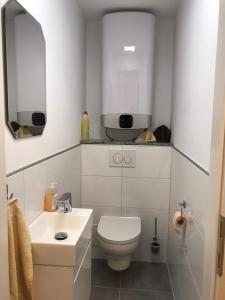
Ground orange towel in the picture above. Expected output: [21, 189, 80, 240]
[8, 200, 33, 300]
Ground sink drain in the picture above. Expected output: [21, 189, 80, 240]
[54, 232, 68, 240]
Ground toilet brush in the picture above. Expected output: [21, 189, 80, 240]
[151, 217, 160, 254]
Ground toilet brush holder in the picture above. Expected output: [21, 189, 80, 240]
[151, 239, 160, 254]
[151, 217, 160, 254]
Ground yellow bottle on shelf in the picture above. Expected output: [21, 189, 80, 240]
[81, 111, 89, 141]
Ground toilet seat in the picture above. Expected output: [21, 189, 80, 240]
[97, 216, 141, 245]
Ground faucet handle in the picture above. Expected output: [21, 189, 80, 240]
[61, 193, 72, 213]
[58, 192, 72, 204]
[56, 192, 72, 212]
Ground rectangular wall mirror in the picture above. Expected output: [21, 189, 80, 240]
[2, 0, 46, 139]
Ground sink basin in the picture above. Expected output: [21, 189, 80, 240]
[29, 208, 93, 267]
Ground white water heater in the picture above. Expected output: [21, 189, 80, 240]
[102, 12, 155, 129]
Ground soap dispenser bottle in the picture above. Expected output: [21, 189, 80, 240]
[44, 182, 58, 212]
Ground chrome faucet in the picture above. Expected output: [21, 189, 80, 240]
[56, 193, 72, 213]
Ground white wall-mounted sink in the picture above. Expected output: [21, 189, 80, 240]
[29, 208, 93, 267]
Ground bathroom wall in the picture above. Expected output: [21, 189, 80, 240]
[168, 0, 220, 299]
[168, 149, 208, 300]
[3, 0, 86, 224]
[85, 19, 175, 139]
[3, 0, 86, 173]
[7, 146, 81, 225]
[81, 144, 171, 263]
[171, 0, 219, 171]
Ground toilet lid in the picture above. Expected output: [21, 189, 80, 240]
[97, 216, 141, 244]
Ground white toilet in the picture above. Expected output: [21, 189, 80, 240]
[97, 216, 141, 271]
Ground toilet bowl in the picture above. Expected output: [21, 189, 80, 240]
[97, 216, 141, 271]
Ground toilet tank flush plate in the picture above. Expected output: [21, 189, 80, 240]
[109, 150, 136, 168]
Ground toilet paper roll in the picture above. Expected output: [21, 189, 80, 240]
[173, 211, 187, 238]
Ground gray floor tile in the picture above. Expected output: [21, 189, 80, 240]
[90, 287, 119, 300]
[92, 259, 122, 288]
[120, 289, 173, 300]
[121, 262, 171, 292]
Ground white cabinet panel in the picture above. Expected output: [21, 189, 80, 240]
[74, 243, 91, 300]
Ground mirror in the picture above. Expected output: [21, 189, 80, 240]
[2, 0, 46, 139]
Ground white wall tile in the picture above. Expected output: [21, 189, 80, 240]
[7, 147, 81, 225]
[169, 209, 204, 297]
[168, 148, 206, 299]
[81, 145, 172, 263]
[185, 221, 204, 296]
[170, 149, 208, 238]
[82, 205, 121, 225]
[122, 146, 171, 178]
[122, 177, 170, 209]
[81, 145, 122, 176]
[81, 176, 121, 207]
[48, 147, 81, 208]
[24, 160, 51, 224]
[122, 208, 169, 239]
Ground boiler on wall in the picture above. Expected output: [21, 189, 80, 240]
[102, 12, 155, 129]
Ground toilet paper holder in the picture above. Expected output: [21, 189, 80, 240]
[173, 201, 188, 238]
[179, 201, 187, 216]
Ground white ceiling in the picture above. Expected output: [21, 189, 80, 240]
[78, 0, 180, 20]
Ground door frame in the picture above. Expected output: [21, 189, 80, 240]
[0, 0, 9, 298]
[201, 0, 225, 299]
[214, 128, 225, 300]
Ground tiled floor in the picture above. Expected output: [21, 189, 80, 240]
[90, 259, 174, 300]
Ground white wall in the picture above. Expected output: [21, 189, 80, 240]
[169, 1, 222, 299]
[168, 149, 208, 300]
[85, 21, 102, 139]
[85, 19, 175, 139]
[81, 144, 171, 263]
[152, 19, 175, 130]
[3, 0, 86, 173]
[2, 4, 84, 282]
[7, 147, 81, 225]
[171, 0, 219, 171]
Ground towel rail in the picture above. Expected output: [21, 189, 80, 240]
[6, 184, 14, 202]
